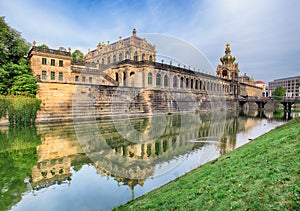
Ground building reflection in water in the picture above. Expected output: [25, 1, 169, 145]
[31, 111, 260, 194]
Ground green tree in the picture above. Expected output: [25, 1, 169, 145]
[273, 86, 286, 98]
[0, 17, 29, 65]
[72, 49, 84, 62]
[36, 44, 49, 50]
[0, 17, 38, 97]
[58, 46, 67, 51]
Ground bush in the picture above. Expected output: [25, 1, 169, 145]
[0, 96, 41, 126]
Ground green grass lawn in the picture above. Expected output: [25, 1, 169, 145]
[114, 117, 300, 210]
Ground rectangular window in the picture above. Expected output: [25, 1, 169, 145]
[51, 59, 55, 66]
[82, 76, 86, 82]
[75, 76, 79, 82]
[59, 60, 63, 67]
[89, 77, 93, 83]
[42, 70, 47, 79]
[42, 58, 47, 65]
[58, 72, 63, 81]
[51, 71, 55, 80]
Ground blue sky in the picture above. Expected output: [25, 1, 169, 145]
[1, 0, 299, 82]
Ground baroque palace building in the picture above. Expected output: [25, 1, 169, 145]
[28, 29, 262, 122]
[85, 28, 156, 64]
[29, 29, 261, 94]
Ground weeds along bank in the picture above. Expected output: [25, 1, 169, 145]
[115, 117, 300, 210]
[0, 96, 41, 126]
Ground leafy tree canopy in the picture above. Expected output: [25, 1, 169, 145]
[273, 86, 286, 98]
[58, 47, 67, 51]
[72, 49, 84, 62]
[0, 17, 30, 65]
[36, 44, 49, 50]
[0, 17, 38, 97]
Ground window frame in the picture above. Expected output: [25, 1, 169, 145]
[50, 71, 55, 80]
[148, 72, 153, 85]
[156, 73, 161, 86]
[50, 59, 55, 66]
[58, 72, 63, 81]
[42, 70, 47, 80]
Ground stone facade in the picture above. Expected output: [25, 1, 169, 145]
[27, 33, 262, 122]
[217, 43, 239, 80]
[85, 29, 156, 64]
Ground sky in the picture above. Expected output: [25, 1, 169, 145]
[0, 0, 299, 83]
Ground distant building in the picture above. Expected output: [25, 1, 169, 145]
[239, 73, 254, 85]
[268, 76, 300, 98]
[255, 81, 267, 97]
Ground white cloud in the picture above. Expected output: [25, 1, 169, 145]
[1, 0, 299, 81]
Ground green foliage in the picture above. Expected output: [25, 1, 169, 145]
[115, 117, 300, 210]
[0, 126, 40, 211]
[0, 17, 30, 65]
[72, 49, 84, 62]
[58, 46, 67, 51]
[0, 17, 38, 97]
[36, 44, 49, 50]
[0, 97, 8, 118]
[9, 74, 38, 97]
[0, 96, 41, 126]
[273, 86, 286, 98]
[273, 108, 284, 119]
[0, 59, 38, 96]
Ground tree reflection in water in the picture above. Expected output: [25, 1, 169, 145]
[1, 111, 275, 210]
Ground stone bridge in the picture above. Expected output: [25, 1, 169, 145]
[238, 96, 300, 113]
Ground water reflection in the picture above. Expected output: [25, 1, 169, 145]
[0, 112, 285, 211]
[0, 126, 41, 211]
[30, 112, 255, 192]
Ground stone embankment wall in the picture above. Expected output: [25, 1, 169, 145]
[36, 82, 237, 123]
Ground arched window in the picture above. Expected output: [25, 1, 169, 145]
[164, 75, 168, 87]
[195, 80, 198, 89]
[134, 51, 138, 61]
[123, 72, 127, 86]
[149, 55, 153, 62]
[107, 56, 111, 65]
[148, 72, 152, 85]
[125, 52, 130, 59]
[186, 78, 189, 88]
[113, 55, 116, 63]
[119, 53, 123, 61]
[207, 82, 210, 91]
[156, 73, 161, 86]
[102, 58, 104, 64]
[180, 77, 184, 88]
[200, 80, 202, 90]
[115, 73, 119, 82]
[142, 53, 145, 61]
[173, 76, 178, 88]
[191, 79, 194, 89]
[130, 72, 135, 76]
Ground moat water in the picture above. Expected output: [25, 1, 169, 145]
[0, 110, 295, 211]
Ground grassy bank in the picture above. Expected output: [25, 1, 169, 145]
[115, 117, 300, 210]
